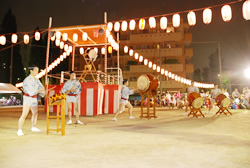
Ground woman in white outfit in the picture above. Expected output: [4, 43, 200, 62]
[17, 65, 45, 136]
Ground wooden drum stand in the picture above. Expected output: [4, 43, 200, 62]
[140, 90, 157, 119]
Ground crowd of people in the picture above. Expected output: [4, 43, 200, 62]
[128, 87, 250, 110]
[0, 95, 21, 106]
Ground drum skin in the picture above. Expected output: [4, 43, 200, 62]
[187, 92, 203, 109]
[215, 94, 230, 107]
[137, 74, 159, 93]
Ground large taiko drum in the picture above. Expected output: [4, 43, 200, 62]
[215, 94, 230, 107]
[187, 92, 204, 109]
[137, 74, 159, 93]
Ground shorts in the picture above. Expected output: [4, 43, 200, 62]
[23, 95, 38, 107]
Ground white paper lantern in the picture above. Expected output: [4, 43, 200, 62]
[203, 8, 212, 24]
[157, 66, 160, 72]
[129, 49, 133, 56]
[64, 44, 69, 51]
[165, 70, 168, 76]
[160, 17, 167, 30]
[56, 31, 61, 40]
[173, 14, 180, 27]
[11, 34, 18, 43]
[62, 33, 68, 41]
[124, 46, 128, 53]
[139, 56, 143, 62]
[148, 61, 152, 68]
[153, 64, 156, 70]
[129, 20, 136, 30]
[73, 33, 78, 42]
[60, 55, 64, 61]
[101, 47, 106, 54]
[243, 0, 250, 20]
[55, 39, 60, 46]
[121, 21, 128, 31]
[221, 5, 232, 22]
[82, 32, 88, 41]
[168, 72, 172, 78]
[107, 22, 113, 31]
[0, 36, 6, 45]
[60, 41, 64, 49]
[114, 22, 120, 32]
[35, 31, 40, 41]
[134, 53, 139, 59]
[63, 52, 67, 58]
[108, 46, 112, 53]
[51, 35, 55, 41]
[187, 11, 196, 26]
[80, 47, 84, 55]
[139, 18, 146, 30]
[23, 34, 29, 44]
[149, 17, 156, 28]
[161, 69, 164, 75]
[68, 46, 72, 52]
[144, 59, 148, 65]
[94, 47, 98, 54]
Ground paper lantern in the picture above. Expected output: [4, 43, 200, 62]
[203, 8, 212, 24]
[161, 69, 164, 75]
[57, 58, 60, 64]
[55, 39, 60, 46]
[171, 74, 175, 79]
[175, 75, 178, 81]
[157, 66, 160, 72]
[134, 53, 139, 59]
[0, 36, 6, 45]
[66, 50, 70, 56]
[52, 62, 55, 68]
[243, 0, 250, 20]
[139, 56, 143, 62]
[168, 72, 172, 78]
[129, 20, 136, 30]
[60, 41, 64, 49]
[62, 33, 68, 41]
[149, 17, 156, 28]
[107, 22, 113, 31]
[187, 11, 196, 26]
[82, 32, 88, 41]
[114, 22, 120, 32]
[56, 31, 61, 39]
[221, 5, 232, 22]
[173, 14, 180, 27]
[94, 47, 98, 54]
[165, 70, 168, 76]
[148, 61, 153, 68]
[51, 35, 55, 41]
[23, 34, 29, 44]
[139, 18, 145, 30]
[80, 48, 84, 54]
[144, 59, 148, 65]
[60, 55, 64, 61]
[68, 46, 72, 52]
[63, 52, 67, 58]
[11, 34, 18, 43]
[101, 47, 106, 54]
[153, 64, 156, 70]
[160, 17, 167, 30]
[124, 46, 128, 53]
[35, 31, 40, 41]
[108, 46, 112, 53]
[148, 61, 152, 68]
[64, 44, 69, 51]
[73, 33, 78, 42]
[129, 49, 133, 56]
[121, 21, 128, 31]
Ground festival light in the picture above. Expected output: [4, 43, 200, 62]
[144, 59, 148, 66]
[165, 70, 168, 76]
[55, 39, 60, 46]
[82, 32, 88, 41]
[173, 14, 180, 27]
[160, 17, 167, 30]
[107, 22, 113, 31]
[11, 34, 18, 43]
[64, 44, 69, 51]
[134, 53, 139, 59]
[114, 22, 120, 32]
[139, 55, 143, 62]
[148, 61, 152, 68]
[56, 31, 61, 40]
[161, 69, 165, 75]
[60, 41, 64, 49]
[203, 8, 212, 24]
[221, 5, 232, 22]
[108, 46, 112, 53]
[129, 49, 134, 56]
[124, 46, 128, 53]
[23, 34, 29, 44]
[80, 47, 84, 54]
[94, 47, 98, 54]
[0, 35, 6, 45]
[129, 20, 136, 30]
[157, 66, 160, 72]
[35, 31, 40, 41]
[153, 64, 156, 70]
[139, 18, 146, 30]
[62, 33, 68, 41]
[101, 47, 105, 55]
[121, 21, 128, 31]
[187, 11, 196, 26]
[51, 35, 55, 41]
[68, 46, 72, 52]
[149, 17, 156, 28]
[243, 0, 250, 20]
[73, 33, 78, 42]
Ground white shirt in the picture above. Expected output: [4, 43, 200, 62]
[23, 75, 44, 97]
[120, 85, 134, 104]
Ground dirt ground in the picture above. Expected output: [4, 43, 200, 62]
[0, 106, 250, 168]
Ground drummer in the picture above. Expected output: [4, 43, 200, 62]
[112, 79, 137, 121]
[184, 81, 199, 115]
[207, 84, 221, 113]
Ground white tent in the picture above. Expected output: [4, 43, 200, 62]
[0, 83, 22, 94]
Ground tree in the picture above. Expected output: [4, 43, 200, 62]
[201, 67, 210, 83]
[208, 49, 219, 84]
[193, 68, 202, 81]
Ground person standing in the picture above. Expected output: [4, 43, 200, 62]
[62, 71, 83, 125]
[174, 90, 183, 106]
[112, 79, 137, 121]
[184, 82, 199, 115]
[17, 65, 45, 136]
[207, 84, 222, 113]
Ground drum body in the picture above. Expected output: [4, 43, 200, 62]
[187, 92, 203, 109]
[137, 74, 159, 93]
[215, 94, 230, 107]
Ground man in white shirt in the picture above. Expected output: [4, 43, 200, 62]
[112, 79, 137, 121]
[17, 65, 45, 136]
[184, 81, 199, 115]
[208, 84, 221, 113]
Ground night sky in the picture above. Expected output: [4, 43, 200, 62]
[0, 0, 250, 79]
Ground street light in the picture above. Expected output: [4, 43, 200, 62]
[192, 41, 222, 88]
[244, 68, 250, 78]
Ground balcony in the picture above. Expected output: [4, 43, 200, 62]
[124, 64, 185, 73]
[135, 48, 183, 57]
[185, 64, 194, 73]
[184, 33, 192, 43]
[184, 48, 193, 57]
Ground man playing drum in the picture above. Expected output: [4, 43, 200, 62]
[184, 81, 199, 115]
[207, 84, 221, 113]
[62, 71, 83, 125]
[112, 79, 137, 121]
[17, 65, 45, 136]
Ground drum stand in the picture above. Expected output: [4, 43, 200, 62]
[188, 106, 205, 118]
[78, 55, 97, 82]
[140, 91, 157, 119]
[216, 106, 232, 116]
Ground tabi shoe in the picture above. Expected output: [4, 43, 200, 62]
[112, 118, 118, 121]
[184, 112, 187, 116]
[17, 130, 24, 136]
[31, 127, 41, 132]
[66, 120, 72, 125]
[76, 120, 84, 124]
[129, 116, 135, 120]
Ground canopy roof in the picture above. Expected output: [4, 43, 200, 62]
[50, 24, 107, 46]
[0, 83, 22, 94]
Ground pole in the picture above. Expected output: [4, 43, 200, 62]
[218, 42, 222, 88]
[117, 32, 120, 85]
[104, 12, 107, 84]
[72, 45, 76, 71]
[45, 17, 52, 95]
[157, 44, 162, 95]
[10, 45, 13, 84]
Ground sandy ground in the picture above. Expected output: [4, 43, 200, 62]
[0, 106, 250, 168]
